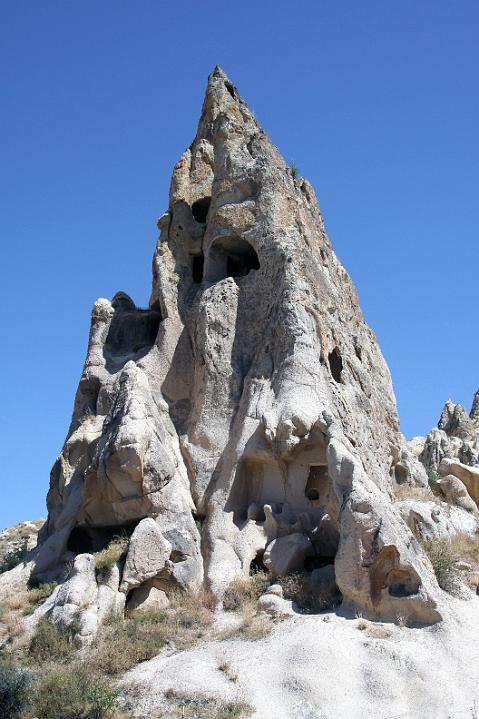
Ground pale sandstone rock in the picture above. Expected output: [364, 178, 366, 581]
[264, 533, 312, 577]
[436, 474, 477, 513]
[257, 593, 294, 617]
[419, 393, 479, 472]
[47, 554, 124, 643]
[127, 583, 170, 613]
[30, 67, 445, 626]
[120, 518, 172, 593]
[438, 458, 479, 507]
[396, 500, 479, 542]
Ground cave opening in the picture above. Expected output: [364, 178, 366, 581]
[208, 236, 260, 282]
[191, 253, 204, 283]
[328, 347, 343, 383]
[67, 521, 140, 555]
[191, 197, 211, 224]
[249, 550, 267, 575]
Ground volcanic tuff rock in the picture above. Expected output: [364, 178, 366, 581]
[31, 67, 443, 630]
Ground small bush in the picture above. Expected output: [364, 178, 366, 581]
[223, 572, 269, 612]
[290, 165, 299, 180]
[0, 544, 28, 574]
[29, 616, 79, 664]
[93, 592, 214, 675]
[94, 536, 129, 580]
[33, 664, 119, 719]
[0, 665, 32, 719]
[277, 572, 337, 613]
[422, 539, 461, 593]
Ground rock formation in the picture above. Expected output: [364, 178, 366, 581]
[31, 67, 443, 629]
[414, 391, 479, 472]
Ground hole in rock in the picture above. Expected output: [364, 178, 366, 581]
[191, 253, 204, 283]
[328, 347, 343, 383]
[105, 307, 162, 360]
[191, 197, 211, 223]
[305, 466, 329, 504]
[250, 550, 267, 575]
[208, 236, 260, 282]
[354, 345, 362, 362]
[225, 80, 236, 98]
[394, 464, 408, 485]
[67, 521, 140, 555]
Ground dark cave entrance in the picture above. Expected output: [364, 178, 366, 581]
[328, 347, 343, 383]
[191, 197, 211, 224]
[66, 521, 140, 554]
[207, 236, 260, 282]
[191, 252, 205, 283]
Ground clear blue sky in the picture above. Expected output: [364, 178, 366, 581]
[1, 1, 478, 528]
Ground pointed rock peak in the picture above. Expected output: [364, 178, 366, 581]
[470, 390, 479, 422]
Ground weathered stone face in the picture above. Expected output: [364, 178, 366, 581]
[32, 67, 442, 625]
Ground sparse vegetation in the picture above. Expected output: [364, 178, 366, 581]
[223, 572, 269, 612]
[290, 165, 299, 180]
[0, 665, 31, 719]
[277, 571, 338, 613]
[427, 468, 441, 492]
[93, 591, 214, 675]
[422, 538, 461, 594]
[393, 483, 431, 502]
[355, 612, 367, 631]
[0, 544, 28, 574]
[32, 664, 120, 719]
[94, 536, 129, 580]
[162, 688, 253, 718]
[29, 616, 80, 664]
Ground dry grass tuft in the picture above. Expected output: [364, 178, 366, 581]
[355, 612, 367, 631]
[393, 484, 432, 502]
[216, 654, 238, 682]
[219, 604, 273, 642]
[162, 688, 252, 718]
[277, 572, 338, 613]
[366, 624, 392, 640]
[94, 536, 129, 580]
[223, 572, 269, 612]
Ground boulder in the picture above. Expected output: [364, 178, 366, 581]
[126, 582, 170, 612]
[438, 458, 479, 507]
[120, 518, 172, 593]
[264, 534, 312, 577]
[436, 474, 477, 513]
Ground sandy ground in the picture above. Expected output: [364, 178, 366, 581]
[122, 595, 479, 719]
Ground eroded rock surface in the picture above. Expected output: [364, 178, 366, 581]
[31, 67, 443, 628]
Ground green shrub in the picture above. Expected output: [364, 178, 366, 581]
[290, 165, 299, 179]
[422, 539, 461, 593]
[94, 536, 129, 580]
[0, 544, 28, 574]
[33, 664, 119, 719]
[0, 665, 32, 719]
[29, 616, 79, 664]
[28, 581, 58, 604]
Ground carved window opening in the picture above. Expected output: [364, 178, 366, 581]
[208, 236, 260, 282]
[191, 197, 211, 224]
[328, 347, 343, 383]
[191, 253, 204, 283]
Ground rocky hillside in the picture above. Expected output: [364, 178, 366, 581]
[0, 520, 43, 568]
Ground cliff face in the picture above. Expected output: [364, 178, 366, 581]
[32, 67, 440, 626]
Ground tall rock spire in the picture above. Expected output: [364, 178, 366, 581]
[32, 69, 442, 631]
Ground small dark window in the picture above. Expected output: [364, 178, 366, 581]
[192, 197, 211, 223]
[328, 347, 343, 383]
[192, 253, 204, 283]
